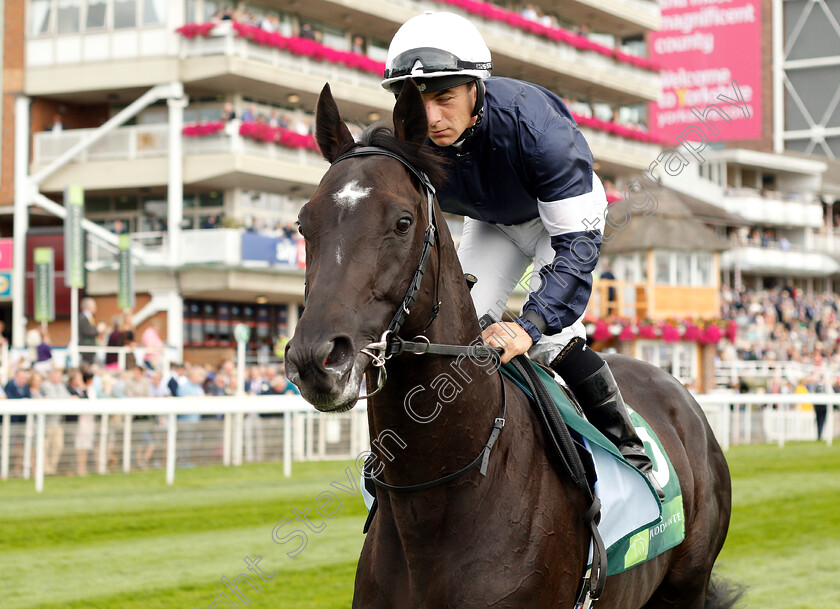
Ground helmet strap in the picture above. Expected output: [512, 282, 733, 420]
[453, 80, 485, 145]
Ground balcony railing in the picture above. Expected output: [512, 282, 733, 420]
[34, 124, 170, 165]
[33, 121, 328, 170]
[721, 189, 823, 228]
[179, 24, 384, 91]
[721, 246, 840, 276]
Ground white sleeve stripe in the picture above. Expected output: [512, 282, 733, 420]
[537, 174, 608, 236]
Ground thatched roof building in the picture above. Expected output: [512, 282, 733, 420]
[603, 187, 732, 254]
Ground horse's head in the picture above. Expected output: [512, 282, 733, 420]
[285, 81, 445, 412]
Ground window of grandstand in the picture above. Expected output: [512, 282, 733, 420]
[85, 191, 224, 232]
[28, 0, 167, 35]
[87, 0, 106, 29]
[56, 0, 81, 34]
[654, 251, 715, 286]
[30, 0, 52, 35]
[637, 341, 697, 384]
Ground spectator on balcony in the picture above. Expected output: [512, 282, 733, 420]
[221, 102, 236, 121]
[111, 219, 128, 235]
[241, 104, 257, 123]
[352, 36, 365, 55]
[202, 215, 220, 229]
[261, 13, 278, 33]
[299, 22, 317, 41]
[779, 235, 791, 251]
[269, 109, 280, 127]
[51, 113, 64, 133]
[521, 4, 539, 21]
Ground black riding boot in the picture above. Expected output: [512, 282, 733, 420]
[549, 338, 665, 501]
[569, 363, 665, 501]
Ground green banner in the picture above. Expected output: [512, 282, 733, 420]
[117, 233, 134, 309]
[64, 185, 85, 288]
[34, 247, 55, 323]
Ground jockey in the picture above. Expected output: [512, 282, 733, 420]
[382, 11, 664, 500]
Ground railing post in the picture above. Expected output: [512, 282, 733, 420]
[98, 413, 109, 475]
[778, 404, 786, 448]
[166, 413, 177, 485]
[233, 412, 244, 466]
[223, 412, 232, 466]
[1, 414, 10, 479]
[23, 414, 34, 479]
[123, 414, 132, 473]
[35, 414, 45, 492]
[827, 402, 835, 447]
[283, 411, 292, 478]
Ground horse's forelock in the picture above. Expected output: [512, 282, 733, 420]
[339, 124, 448, 191]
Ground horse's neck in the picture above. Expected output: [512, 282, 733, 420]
[366, 233, 503, 487]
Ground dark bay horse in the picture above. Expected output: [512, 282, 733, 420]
[285, 81, 737, 609]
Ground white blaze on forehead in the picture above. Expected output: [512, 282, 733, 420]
[333, 180, 371, 210]
[336, 235, 344, 265]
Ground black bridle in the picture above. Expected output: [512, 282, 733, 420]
[328, 145, 506, 493]
[330, 146, 501, 392]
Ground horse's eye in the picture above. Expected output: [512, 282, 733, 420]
[395, 217, 412, 234]
[297, 223, 305, 237]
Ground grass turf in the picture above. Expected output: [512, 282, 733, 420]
[1, 443, 838, 608]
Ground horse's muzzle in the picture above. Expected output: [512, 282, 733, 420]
[285, 333, 362, 411]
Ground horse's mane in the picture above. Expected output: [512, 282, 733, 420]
[339, 124, 449, 190]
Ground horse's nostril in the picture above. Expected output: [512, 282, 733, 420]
[323, 335, 354, 369]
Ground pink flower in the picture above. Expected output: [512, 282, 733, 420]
[661, 325, 681, 343]
[592, 320, 612, 341]
[618, 325, 636, 341]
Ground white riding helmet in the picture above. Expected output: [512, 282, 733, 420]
[381, 11, 492, 95]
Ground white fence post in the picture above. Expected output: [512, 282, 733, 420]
[1, 414, 10, 480]
[98, 414, 109, 474]
[283, 412, 292, 478]
[23, 414, 33, 479]
[123, 414, 132, 473]
[166, 413, 177, 485]
[35, 414, 45, 492]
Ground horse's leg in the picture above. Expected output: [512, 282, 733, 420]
[352, 511, 409, 609]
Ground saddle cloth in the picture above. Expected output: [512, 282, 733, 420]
[499, 361, 686, 576]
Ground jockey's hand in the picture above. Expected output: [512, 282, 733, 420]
[481, 322, 533, 364]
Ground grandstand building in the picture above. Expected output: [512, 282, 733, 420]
[2, 0, 664, 366]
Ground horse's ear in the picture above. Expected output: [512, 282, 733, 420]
[393, 79, 428, 145]
[316, 83, 354, 163]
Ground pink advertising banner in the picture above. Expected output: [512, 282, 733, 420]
[649, 0, 763, 142]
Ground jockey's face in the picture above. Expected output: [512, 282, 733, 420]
[421, 82, 477, 147]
